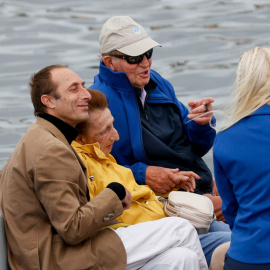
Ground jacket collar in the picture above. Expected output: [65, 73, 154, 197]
[98, 62, 170, 102]
[72, 141, 116, 162]
[36, 117, 87, 172]
[97, 62, 133, 91]
[38, 113, 79, 144]
[36, 116, 70, 147]
[133, 79, 157, 98]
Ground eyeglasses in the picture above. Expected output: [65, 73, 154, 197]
[107, 49, 153, 64]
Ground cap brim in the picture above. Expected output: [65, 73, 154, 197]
[117, 37, 161, 56]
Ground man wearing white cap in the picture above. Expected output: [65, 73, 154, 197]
[90, 16, 231, 266]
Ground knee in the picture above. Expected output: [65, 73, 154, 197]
[169, 247, 199, 266]
[210, 241, 230, 270]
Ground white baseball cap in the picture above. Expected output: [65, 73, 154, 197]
[99, 16, 161, 56]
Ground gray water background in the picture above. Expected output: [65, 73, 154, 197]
[1, 0, 270, 171]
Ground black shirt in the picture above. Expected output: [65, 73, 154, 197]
[38, 113, 79, 144]
[133, 80, 213, 194]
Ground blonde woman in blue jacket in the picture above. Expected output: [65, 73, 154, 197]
[213, 47, 270, 270]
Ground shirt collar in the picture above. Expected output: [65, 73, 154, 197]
[38, 113, 79, 144]
[133, 78, 157, 98]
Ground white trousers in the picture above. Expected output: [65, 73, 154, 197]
[114, 217, 208, 270]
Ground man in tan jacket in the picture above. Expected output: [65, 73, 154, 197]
[0, 65, 207, 270]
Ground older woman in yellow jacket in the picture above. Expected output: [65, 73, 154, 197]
[72, 140, 165, 227]
[72, 89, 198, 228]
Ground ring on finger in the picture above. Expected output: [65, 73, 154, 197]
[205, 104, 209, 112]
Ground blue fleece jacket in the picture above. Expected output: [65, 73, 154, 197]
[213, 104, 270, 264]
[91, 62, 216, 185]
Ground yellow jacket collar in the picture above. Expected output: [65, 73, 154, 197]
[72, 141, 115, 162]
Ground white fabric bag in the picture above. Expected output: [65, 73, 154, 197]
[164, 191, 215, 234]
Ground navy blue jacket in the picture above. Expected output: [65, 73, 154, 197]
[91, 62, 216, 192]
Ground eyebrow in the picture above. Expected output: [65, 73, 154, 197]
[67, 81, 86, 89]
[98, 117, 115, 135]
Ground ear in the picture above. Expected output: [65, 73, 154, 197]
[103, 56, 116, 71]
[41, 94, 56, 110]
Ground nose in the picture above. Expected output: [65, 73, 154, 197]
[139, 55, 150, 67]
[81, 86, 91, 101]
[111, 127, 119, 141]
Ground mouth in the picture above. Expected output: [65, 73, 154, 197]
[78, 104, 89, 110]
[106, 144, 114, 151]
[140, 69, 150, 77]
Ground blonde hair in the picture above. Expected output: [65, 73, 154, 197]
[220, 47, 270, 131]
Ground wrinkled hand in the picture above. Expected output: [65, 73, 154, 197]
[187, 97, 214, 125]
[145, 166, 180, 194]
[121, 188, 132, 210]
[176, 171, 200, 192]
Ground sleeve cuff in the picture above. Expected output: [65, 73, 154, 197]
[106, 182, 126, 201]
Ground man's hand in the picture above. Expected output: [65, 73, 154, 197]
[121, 188, 132, 210]
[176, 171, 200, 192]
[187, 97, 214, 125]
[145, 166, 181, 194]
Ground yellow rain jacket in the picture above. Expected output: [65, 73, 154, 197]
[72, 141, 166, 228]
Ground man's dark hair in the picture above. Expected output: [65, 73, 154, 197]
[29, 64, 68, 115]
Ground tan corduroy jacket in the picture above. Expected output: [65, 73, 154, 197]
[0, 117, 127, 270]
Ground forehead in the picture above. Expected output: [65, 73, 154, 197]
[51, 68, 82, 88]
[90, 108, 113, 127]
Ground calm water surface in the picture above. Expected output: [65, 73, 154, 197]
[1, 0, 270, 170]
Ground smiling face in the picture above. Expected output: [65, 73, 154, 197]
[42, 68, 91, 127]
[80, 107, 119, 155]
[103, 53, 152, 89]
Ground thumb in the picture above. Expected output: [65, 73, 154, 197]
[188, 100, 197, 107]
[169, 168, 179, 173]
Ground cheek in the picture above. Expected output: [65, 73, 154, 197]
[100, 135, 109, 145]
[125, 67, 138, 82]
[97, 136, 107, 150]
[99, 142, 107, 153]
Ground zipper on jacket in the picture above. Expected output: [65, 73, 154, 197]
[143, 93, 150, 122]
[144, 110, 149, 121]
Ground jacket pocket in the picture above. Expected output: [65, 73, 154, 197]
[52, 234, 98, 270]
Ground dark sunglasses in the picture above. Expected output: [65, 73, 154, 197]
[107, 48, 153, 64]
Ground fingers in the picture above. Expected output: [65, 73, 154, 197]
[179, 171, 201, 180]
[184, 178, 195, 191]
[187, 98, 214, 125]
[146, 166, 180, 194]
[188, 97, 214, 108]
[188, 97, 214, 114]
[188, 102, 213, 116]
[177, 177, 194, 192]
[183, 181, 194, 192]
[176, 171, 199, 191]
[145, 166, 199, 194]
[122, 188, 132, 210]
